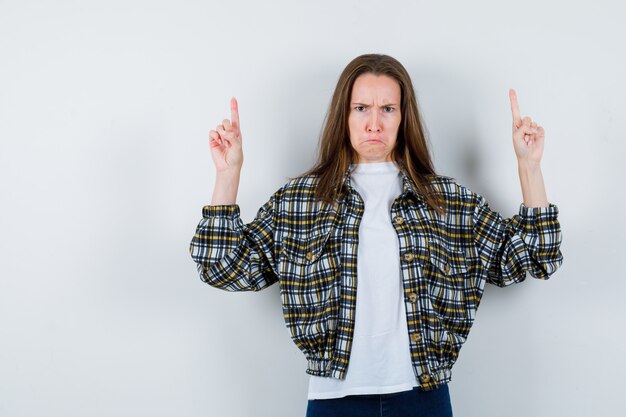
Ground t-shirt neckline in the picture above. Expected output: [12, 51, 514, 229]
[349, 160, 399, 174]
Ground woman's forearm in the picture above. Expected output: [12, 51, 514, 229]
[210, 170, 241, 205]
[518, 161, 549, 208]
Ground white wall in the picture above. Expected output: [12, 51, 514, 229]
[1, 0, 624, 416]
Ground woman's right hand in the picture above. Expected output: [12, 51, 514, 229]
[209, 97, 244, 173]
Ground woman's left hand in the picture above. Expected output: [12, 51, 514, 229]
[509, 88, 544, 165]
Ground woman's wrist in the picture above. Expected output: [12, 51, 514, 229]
[211, 169, 241, 205]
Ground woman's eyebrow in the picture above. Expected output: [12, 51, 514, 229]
[351, 102, 398, 106]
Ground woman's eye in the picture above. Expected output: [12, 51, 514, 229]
[354, 106, 394, 112]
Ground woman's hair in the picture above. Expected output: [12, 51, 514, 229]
[297, 53, 446, 216]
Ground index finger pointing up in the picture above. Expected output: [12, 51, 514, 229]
[509, 88, 522, 128]
[230, 96, 240, 130]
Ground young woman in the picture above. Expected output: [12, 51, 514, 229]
[190, 54, 563, 417]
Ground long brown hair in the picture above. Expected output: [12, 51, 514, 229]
[296, 53, 446, 216]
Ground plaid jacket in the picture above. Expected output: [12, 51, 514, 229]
[189, 166, 563, 390]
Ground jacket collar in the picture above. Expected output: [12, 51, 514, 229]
[338, 162, 427, 204]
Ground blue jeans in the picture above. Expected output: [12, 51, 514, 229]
[305, 384, 453, 417]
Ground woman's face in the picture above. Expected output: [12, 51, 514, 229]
[348, 73, 402, 163]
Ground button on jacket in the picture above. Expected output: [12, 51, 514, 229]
[189, 166, 564, 391]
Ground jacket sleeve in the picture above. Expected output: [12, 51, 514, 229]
[471, 193, 563, 287]
[189, 193, 280, 292]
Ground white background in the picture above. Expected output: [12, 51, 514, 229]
[1, 0, 624, 416]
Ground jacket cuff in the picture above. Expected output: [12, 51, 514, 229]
[202, 204, 240, 219]
[518, 202, 559, 221]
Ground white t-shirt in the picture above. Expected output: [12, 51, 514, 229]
[307, 160, 420, 399]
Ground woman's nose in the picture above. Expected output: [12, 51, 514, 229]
[367, 112, 381, 132]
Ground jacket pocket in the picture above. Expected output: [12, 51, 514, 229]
[284, 304, 332, 357]
[278, 231, 339, 309]
[423, 237, 469, 328]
